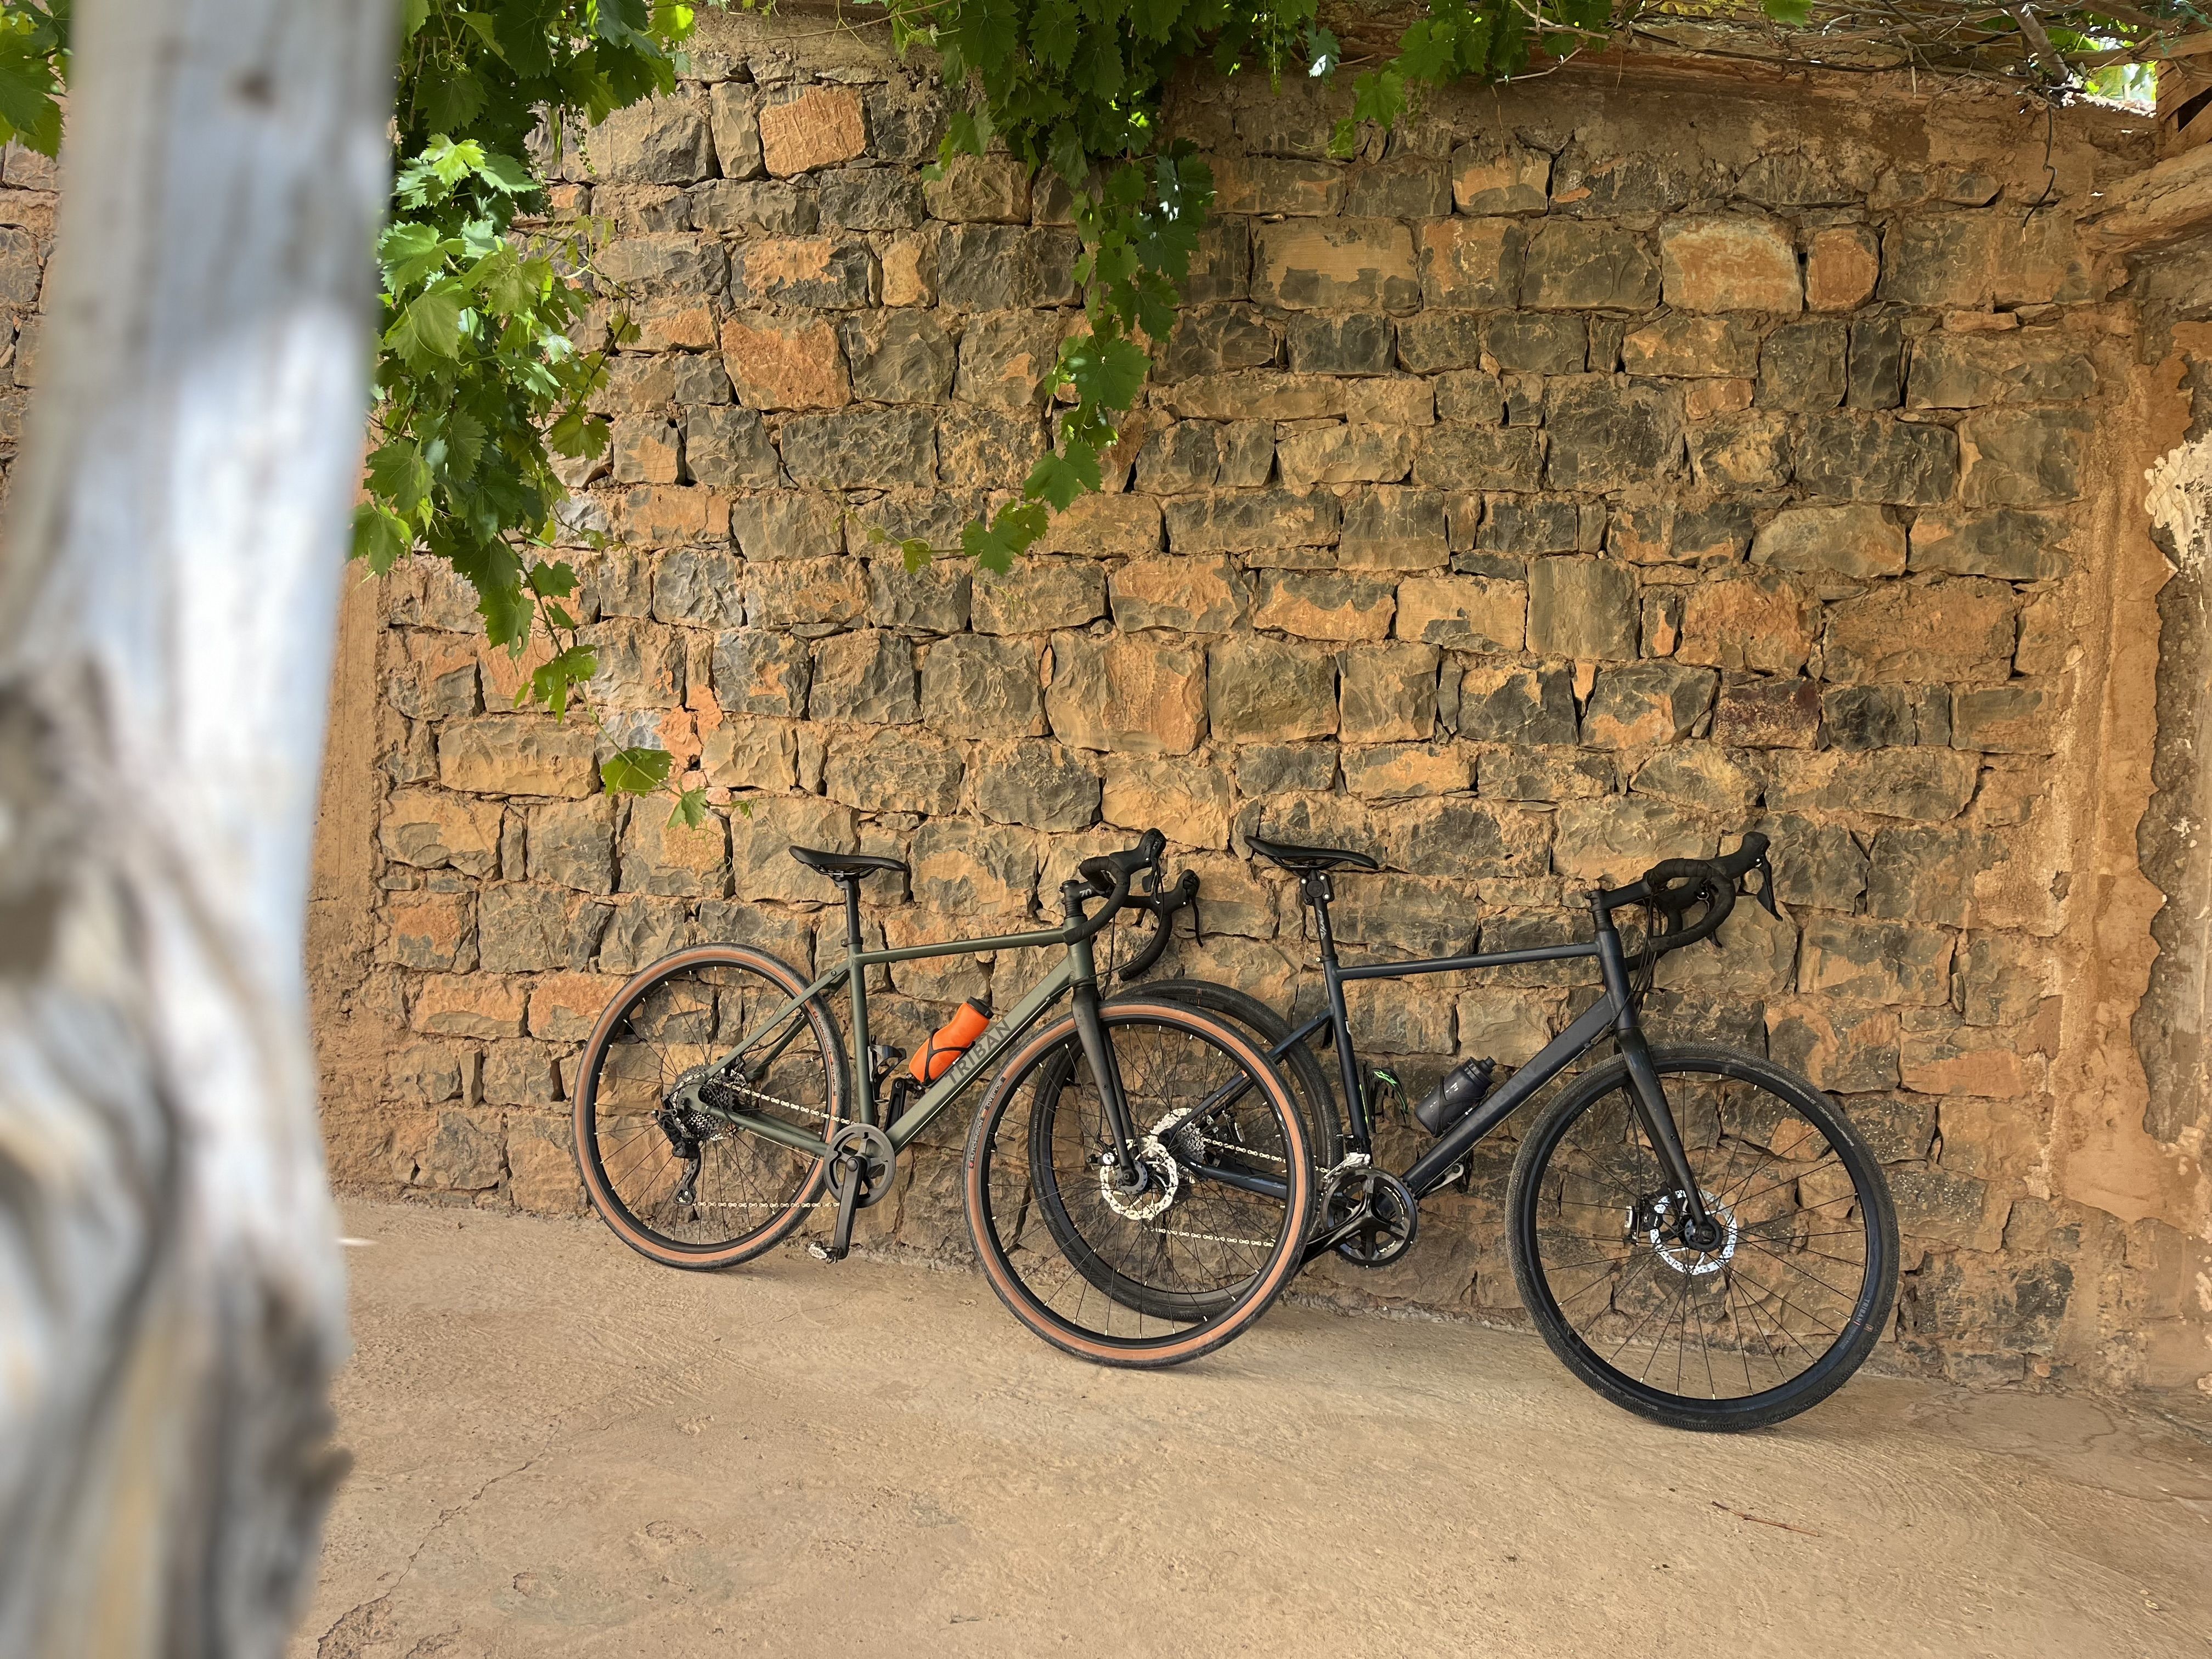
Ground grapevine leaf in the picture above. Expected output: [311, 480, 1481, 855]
[602, 746, 675, 794]
[669, 787, 710, 830]
[351, 505, 413, 574]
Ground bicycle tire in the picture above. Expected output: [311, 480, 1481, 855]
[1506, 1044, 1898, 1431]
[965, 998, 1312, 1368]
[574, 944, 848, 1271]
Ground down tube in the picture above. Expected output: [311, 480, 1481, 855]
[1401, 993, 1620, 1197]
[883, 956, 1076, 1150]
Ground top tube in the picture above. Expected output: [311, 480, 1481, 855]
[1334, 940, 1601, 983]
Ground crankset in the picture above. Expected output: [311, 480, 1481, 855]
[818, 1122, 897, 1263]
[1317, 1166, 1419, 1268]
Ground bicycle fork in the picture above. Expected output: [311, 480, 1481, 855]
[1068, 935, 1150, 1198]
[1592, 897, 1715, 1237]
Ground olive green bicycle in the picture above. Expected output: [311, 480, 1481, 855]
[572, 830, 1316, 1366]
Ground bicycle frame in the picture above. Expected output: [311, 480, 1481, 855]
[1188, 876, 1718, 1255]
[665, 881, 1138, 1166]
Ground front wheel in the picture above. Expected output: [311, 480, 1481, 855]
[965, 999, 1312, 1368]
[1507, 1045, 1898, 1431]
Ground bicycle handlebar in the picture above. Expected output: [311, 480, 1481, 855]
[1116, 868, 1200, 981]
[1607, 831, 1774, 964]
[1063, 830, 1169, 947]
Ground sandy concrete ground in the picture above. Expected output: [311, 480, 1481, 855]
[295, 1198, 2212, 1659]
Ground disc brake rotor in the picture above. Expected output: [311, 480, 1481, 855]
[1638, 1189, 1739, 1276]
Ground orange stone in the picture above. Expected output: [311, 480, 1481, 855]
[1805, 224, 1881, 312]
[758, 85, 866, 176]
[718, 312, 850, 410]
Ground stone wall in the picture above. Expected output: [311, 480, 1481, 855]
[288, 12, 2212, 1393]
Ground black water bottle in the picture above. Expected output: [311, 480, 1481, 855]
[1413, 1056, 1498, 1137]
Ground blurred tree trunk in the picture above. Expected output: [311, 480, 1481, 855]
[0, 1, 393, 1652]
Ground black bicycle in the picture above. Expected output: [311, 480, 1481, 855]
[1051, 830, 1899, 1430]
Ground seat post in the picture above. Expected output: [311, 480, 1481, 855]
[841, 878, 865, 957]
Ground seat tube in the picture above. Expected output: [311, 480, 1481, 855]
[843, 880, 872, 1125]
[1310, 874, 1368, 1148]
[1593, 896, 1709, 1227]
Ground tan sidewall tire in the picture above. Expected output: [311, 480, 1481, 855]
[574, 944, 847, 1271]
[963, 998, 1311, 1367]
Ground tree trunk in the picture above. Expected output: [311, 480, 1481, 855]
[0, 1, 393, 1653]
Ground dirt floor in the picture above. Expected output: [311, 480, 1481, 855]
[295, 1198, 2212, 1659]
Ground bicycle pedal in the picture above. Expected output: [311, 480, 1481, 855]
[807, 1241, 834, 1262]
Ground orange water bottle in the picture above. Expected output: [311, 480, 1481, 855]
[912, 997, 991, 1082]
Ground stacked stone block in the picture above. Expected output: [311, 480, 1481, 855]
[342, 41, 2190, 1387]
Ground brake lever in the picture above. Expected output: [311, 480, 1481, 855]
[1746, 856, 1780, 918]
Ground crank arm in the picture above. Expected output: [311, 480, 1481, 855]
[1299, 1204, 1383, 1265]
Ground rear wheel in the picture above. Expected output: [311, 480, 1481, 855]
[1507, 1045, 1897, 1431]
[966, 999, 1311, 1367]
[574, 944, 846, 1270]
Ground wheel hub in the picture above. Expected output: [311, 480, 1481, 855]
[1635, 1189, 1738, 1276]
[1099, 1132, 1181, 1221]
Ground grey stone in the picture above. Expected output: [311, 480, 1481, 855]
[1847, 314, 1905, 410]
[652, 546, 744, 628]
[840, 311, 955, 404]
[1412, 426, 1544, 492]
[479, 884, 592, 973]
[713, 628, 812, 716]
[1958, 408, 2093, 506]
[1434, 370, 1505, 425]
[1909, 331, 2095, 409]
[969, 739, 1101, 831]
[1164, 488, 1342, 554]
[592, 94, 715, 184]
[867, 552, 973, 633]
[1795, 413, 1958, 505]
[1344, 156, 1452, 217]
[1453, 664, 1578, 744]
[687, 179, 814, 234]
[1208, 636, 1339, 742]
[595, 897, 697, 975]
[1163, 305, 1280, 380]
[816, 167, 926, 230]
[730, 493, 844, 562]
[527, 798, 617, 894]
[954, 311, 1063, 411]
[685, 406, 779, 488]
[1757, 812, 1868, 910]
[778, 407, 938, 489]
[1756, 319, 1847, 413]
[1481, 496, 1583, 556]
[1484, 311, 1587, 374]
[1396, 312, 1486, 375]
[863, 83, 947, 166]
[1340, 488, 1448, 571]
[809, 629, 917, 724]
[708, 82, 764, 179]
[1520, 223, 1658, 311]
[1908, 508, 2069, 580]
[823, 725, 964, 814]
[938, 224, 1082, 310]
[1822, 684, 1917, 750]
[936, 407, 1046, 489]
[1527, 557, 1638, 659]
[597, 233, 727, 298]
[729, 236, 876, 307]
[1238, 743, 1338, 795]
[920, 634, 1043, 736]
[1288, 314, 1395, 375]
[1544, 376, 1683, 491]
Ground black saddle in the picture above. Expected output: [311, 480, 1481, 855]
[789, 845, 909, 883]
[1245, 835, 1381, 873]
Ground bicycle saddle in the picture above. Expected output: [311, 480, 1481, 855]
[1244, 834, 1381, 873]
[788, 845, 910, 882]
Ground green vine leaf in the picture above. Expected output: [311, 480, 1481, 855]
[602, 746, 674, 795]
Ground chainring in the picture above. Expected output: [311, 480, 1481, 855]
[827, 1122, 898, 1209]
[1321, 1167, 1419, 1267]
